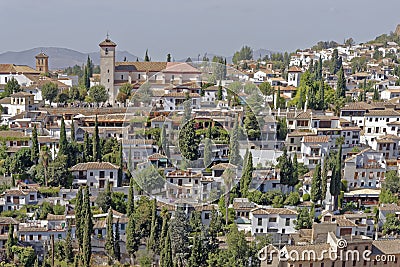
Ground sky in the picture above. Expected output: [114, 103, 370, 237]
[1, 0, 400, 60]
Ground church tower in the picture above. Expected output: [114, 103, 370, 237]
[35, 52, 49, 74]
[99, 36, 117, 105]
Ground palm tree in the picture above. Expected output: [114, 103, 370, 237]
[40, 146, 51, 186]
[222, 168, 235, 225]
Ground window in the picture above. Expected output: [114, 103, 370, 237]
[269, 217, 277, 223]
[90, 172, 93, 176]
[121, 224, 125, 230]
[258, 218, 263, 226]
[100, 171, 105, 178]
[105, 48, 108, 55]
[285, 218, 290, 226]
[205, 213, 210, 220]
[121, 75, 124, 80]
[110, 172, 114, 179]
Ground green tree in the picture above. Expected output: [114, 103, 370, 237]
[88, 85, 108, 106]
[203, 136, 213, 168]
[382, 213, 400, 235]
[65, 222, 73, 263]
[6, 224, 16, 260]
[336, 66, 346, 98]
[243, 106, 260, 140]
[295, 207, 313, 230]
[75, 187, 84, 250]
[59, 116, 68, 156]
[105, 208, 115, 260]
[82, 186, 93, 267]
[114, 219, 121, 261]
[83, 131, 92, 162]
[4, 77, 21, 96]
[259, 82, 274, 96]
[232, 45, 253, 64]
[126, 212, 139, 264]
[373, 88, 380, 101]
[330, 144, 342, 210]
[117, 83, 133, 104]
[310, 163, 322, 204]
[161, 230, 173, 267]
[179, 119, 199, 161]
[379, 189, 398, 204]
[31, 124, 39, 164]
[170, 208, 190, 266]
[127, 178, 135, 217]
[240, 151, 253, 197]
[217, 85, 223, 100]
[277, 147, 293, 191]
[135, 165, 165, 193]
[167, 53, 171, 62]
[144, 49, 150, 62]
[147, 199, 158, 253]
[93, 115, 101, 161]
[160, 125, 170, 158]
[382, 170, 400, 194]
[277, 117, 287, 140]
[70, 119, 75, 141]
[229, 117, 241, 166]
[321, 157, 328, 201]
[42, 82, 59, 106]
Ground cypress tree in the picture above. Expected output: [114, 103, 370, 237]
[321, 156, 328, 201]
[128, 145, 133, 171]
[5, 224, 15, 260]
[244, 106, 260, 140]
[147, 199, 158, 252]
[330, 144, 342, 210]
[71, 120, 75, 141]
[114, 219, 121, 261]
[127, 178, 135, 217]
[179, 119, 199, 161]
[105, 208, 115, 259]
[240, 151, 253, 197]
[278, 147, 293, 189]
[275, 86, 281, 109]
[59, 116, 68, 156]
[229, 116, 241, 166]
[319, 81, 325, 110]
[82, 186, 93, 267]
[311, 163, 322, 204]
[144, 49, 150, 62]
[317, 56, 323, 81]
[83, 131, 91, 162]
[203, 137, 213, 168]
[336, 66, 346, 98]
[118, 142, 123, 187]
[93, 115, 101, 161]
[161, 230, 173, 267]
[31, 124, 39, 164]
[160, 125, 170, 158]
[65, 222, 73, 263]
[217, 85, 223, 100]
[187, 234, 204, 267]
[75, 186, 84, 250]
[167, 53, 171, 62]
[126, 212, 139, 264]
[104, 180, 112, 212]
[373, 88, 380, 101]
[159, 209, 169, 257]
[289, 154, 299, 190]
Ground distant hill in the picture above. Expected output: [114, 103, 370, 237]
[0, 47, 140, 69]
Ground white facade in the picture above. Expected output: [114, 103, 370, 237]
[71, 162, 120, 188]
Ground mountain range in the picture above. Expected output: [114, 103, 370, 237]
[0, 47, 274, 69]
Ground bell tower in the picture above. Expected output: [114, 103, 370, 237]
[35, 52, 49, 74]
[99, 35, 117, 105]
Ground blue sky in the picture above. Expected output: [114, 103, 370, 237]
[1, 0, 399, 60]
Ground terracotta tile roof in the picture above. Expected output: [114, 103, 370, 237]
[288, 131, 315, 137]
[19, 226, 48, 232]
[115, 62, 167, 72]
[194, 204, 218, 211]
[122, 139, 154, 145]
[0, 217, 19, 225]
[150, 115, 172, 122]
[372, 239, 400, 255]
[341, 102, 374, 111]
[164, 62, 201, 74]
[0, 131, 27, 139]
[4, 189, 27, 196]
[334, 216, 357, 227]
[166, 169, 202, 178]
[0, 97, 11, 105]
[288, 66, 302, 72]
[303, 136, 330, 143]
[148, 153, 167, 160]
[162, 92, 200, 98]
[251, 207, 297, 215]
[233, 201, 256, 210]
[99, 38, 117, 47]
[367, 109, 400, 117]
[0, 64, 39, 74]
[70, 162, 119, 171]
[210, 163, 237, 170]
[379, 203, 400, 211]
[46, 214, 66, 221]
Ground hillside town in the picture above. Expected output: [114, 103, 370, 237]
[2, 26, 400, 267]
